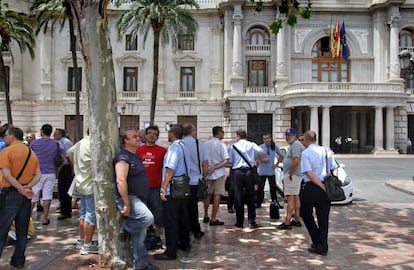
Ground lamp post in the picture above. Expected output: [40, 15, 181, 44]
[223, 98, 231, 122]
[121, 104, 126, 115]
[398, 50, 414, 89]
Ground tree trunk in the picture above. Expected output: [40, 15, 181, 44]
[65, 0, 81, 142]
[0, 53, 12, 125]
[79, 1, 129, 269]
[149, 30, 160, 126]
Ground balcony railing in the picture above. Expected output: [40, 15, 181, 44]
[245, 45, 271, 52]
[399, 47, 414, 54]
[243, 86, 274, 96]
[280, 82, 406, 96]
[178, 91, 196, 99]
[65, 91, 85, 99]
[119, 91, 139, 99]
[0, 92, 4, 100]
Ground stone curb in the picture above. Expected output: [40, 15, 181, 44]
[385, 180, 414, 196]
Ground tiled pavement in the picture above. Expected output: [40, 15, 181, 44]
[1, 182, 414, 270]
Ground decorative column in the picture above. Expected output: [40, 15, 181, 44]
[230, 4, 244, 95]
[386, 7, 403, 82]
[223, 10, 233, 96]
[386, 106, 395, 151]
[310, 106, 319, 135]
[322, 106, 331, 149]
[374, 106, 384, 151]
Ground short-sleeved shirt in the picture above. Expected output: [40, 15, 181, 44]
[301, 144, 338, 183]
[136, 144, 167, 188]
[0, 141, 39, 187]
[162, 140, 191, 195]
[114, 148, 150, 202]
[258, 143, 280, 176]
[0, 139, 5, 151]
[30, 138, 65, 174]
[205, 137, 229, 180]
[228, 139, 263, 169]
[60, 137, 73, 165]
[67, 136, 93, 195]
[283, 140, 305, 176]
[182, 136, 207, 185]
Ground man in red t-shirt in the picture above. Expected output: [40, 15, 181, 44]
[136, 125, 167, 248]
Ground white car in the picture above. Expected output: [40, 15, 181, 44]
[275, 157, 353, 205]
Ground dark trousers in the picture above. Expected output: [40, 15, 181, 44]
[58, 165, 73, 216]
[162, 197, 190, 257]
[232, 168, 256, 226]
[187, 185, 202, 236]
[0, 189, 31, 265]
[255, 175, 277, 206]
[300, 182, 331, 253]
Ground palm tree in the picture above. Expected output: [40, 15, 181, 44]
[31, 0, 83, 142]
[116, 0, 199, 125]
[0, 2, 35, 125]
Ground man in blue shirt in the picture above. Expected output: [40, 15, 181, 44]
[155, 124, 191, 261]
[0, 124, 9, 152]
[300, 130, 338, 256]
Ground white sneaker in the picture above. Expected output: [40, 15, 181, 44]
[73, 239, 84, 249]
[80, 242, 99, 255]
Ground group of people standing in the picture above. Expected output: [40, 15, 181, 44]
[0, 122, 338, 270]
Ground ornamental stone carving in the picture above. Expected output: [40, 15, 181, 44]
[232, 61, 242, 76]
[294, 29, 312, 54]
[350, 29, 368, 54]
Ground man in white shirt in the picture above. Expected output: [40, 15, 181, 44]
[203, 126, 229, 226]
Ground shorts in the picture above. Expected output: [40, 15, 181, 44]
[283, 174, 302, 196]
[32, 173, 56, 202]
[207, 175, 226, 196]
[79, 194, 96, 226]
[147, 188, 163, 226]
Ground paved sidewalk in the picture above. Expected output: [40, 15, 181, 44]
[1, 194, 414, 270]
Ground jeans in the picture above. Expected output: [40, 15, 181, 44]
[79, 194, 96, 226]
[0, 189, 31, 265]
[122, 196, 154, 270]
[256, 175, 277, 206]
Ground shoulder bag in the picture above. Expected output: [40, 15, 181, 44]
[54, 142, 64, 168]
[169, 143, 191, 199]
[323, 148, 345, 201]
[196, 139, 208, 201]
[232, 145, 260, 184]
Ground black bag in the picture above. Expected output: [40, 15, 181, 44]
[324, 175, 345, 201]
[195, 139, 207, 201]
[54, 142, 64, 168]
[197, 177, 208, 201]
[270, 201, 280, 219]
[324, 149, 345, 202]
[170, 175, 191, 199]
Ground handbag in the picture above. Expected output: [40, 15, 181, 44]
[232, 145, 260, 184]
[323, 149, 345, 201]
[169, 143, 191, 199]
[195, 139, 208, 201]
[269, 201, 280, 219]
[54, 142, 64, 168]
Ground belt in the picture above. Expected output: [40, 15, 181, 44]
[0, 186, 18, 192]
[232, 167, 250, 170]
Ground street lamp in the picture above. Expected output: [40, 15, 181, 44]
[398, 50, 414, 89]
[121, 104, 126, 115]
[223, 98, 231, 122]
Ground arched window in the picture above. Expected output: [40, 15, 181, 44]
[311, 37, 349, 82]
[399, 29, 413, 47]
[246, 27, 270, 45]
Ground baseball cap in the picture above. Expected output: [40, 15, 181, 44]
[285, 128, 297, 136]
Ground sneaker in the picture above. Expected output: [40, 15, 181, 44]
[73, 239, 84, 249]
[291, 219, 302, 227]
[277, 223, 292, 230]
[80, 242, 99, 255]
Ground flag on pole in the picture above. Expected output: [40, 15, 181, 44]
[330, 21, 335, 57]
[340, 20, 348, 60]
[335, 18, 341, 58]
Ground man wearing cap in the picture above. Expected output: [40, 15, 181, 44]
[277, 128, 305, 230]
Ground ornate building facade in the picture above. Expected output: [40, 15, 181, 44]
[1, 0, 414, 153]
